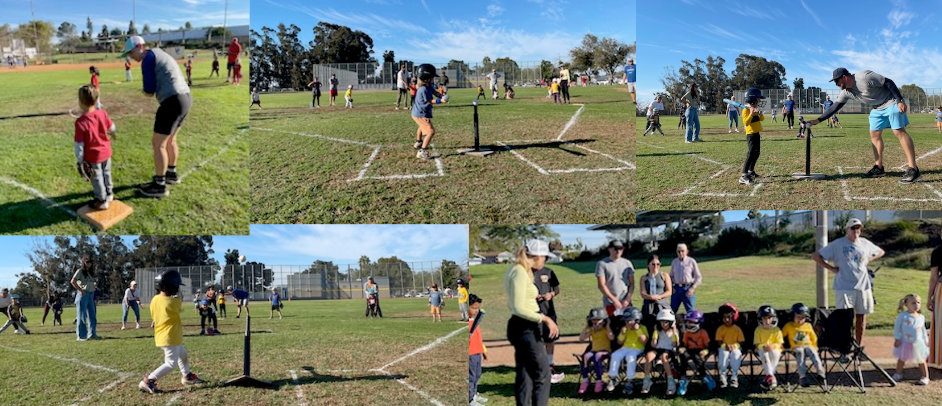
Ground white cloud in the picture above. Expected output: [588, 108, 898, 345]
[404, 25, 578, 63]
[487, 3, 505, 18]
[887, 10, 914, 29]
[798, 0, 824, 28]
[261, 2, 429, 35]
[701, 23, 743, 41]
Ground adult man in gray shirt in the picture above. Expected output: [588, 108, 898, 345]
[121, 35, 192, 197]
[596, 240, 635, 317]
[810, 68, 920, 183]
[396, 65, 410, 110]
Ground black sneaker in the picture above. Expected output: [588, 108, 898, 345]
[863, 165, 886, 178]
[738, 174, 753, 185]
[748, 170, 762, 179]
[165, 171, 180, 185]
[137, 181, 168, 197]
[899, 166, 921, 184]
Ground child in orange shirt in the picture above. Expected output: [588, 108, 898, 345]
[677, 310, 716, 395]
[469, 294, 487, 406]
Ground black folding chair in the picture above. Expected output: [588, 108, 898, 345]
[815, 307, 896, 393]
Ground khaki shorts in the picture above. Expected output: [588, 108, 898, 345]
[835, 289, 874, 315]
[412, 116, 435, 136]
[627, 82, 636, 93]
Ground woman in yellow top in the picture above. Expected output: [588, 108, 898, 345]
[504, 239, 559, 406]
[754, 305, 784, 390]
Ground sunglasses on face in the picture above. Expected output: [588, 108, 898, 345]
[650, 263, 661, 266]
[851, 225, 862, 230]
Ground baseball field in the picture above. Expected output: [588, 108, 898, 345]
[250, 86, 634, 224]
[636, 112, 942, 209]
[0, 54, 249, 234]
[0, 297, 465, 405]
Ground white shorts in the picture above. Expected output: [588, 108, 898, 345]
[835, 289, 874, 315]
[627, 82, 636, 92]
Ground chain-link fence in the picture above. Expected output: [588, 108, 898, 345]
[302, 61, 623, 91]
[135, 261, 470, 304]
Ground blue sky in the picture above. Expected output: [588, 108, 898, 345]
[0, 224, 469, 290]
[637, 0, 942, 106]
[0, 0, 249, 34]
[251, 0, 635, 64]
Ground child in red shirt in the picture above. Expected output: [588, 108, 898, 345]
[74, 85, 116, 210]
[408, 78, 418, 108]
[469, 294, 487, 405]
[232, 59, 242, 86]
[88, 66, 102, 109]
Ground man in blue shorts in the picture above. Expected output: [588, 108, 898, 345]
[810, 68, 920, 183]
[622, 59, 636, 104]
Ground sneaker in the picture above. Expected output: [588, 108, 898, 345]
[678, 379, 688, 396]
[666, 377, 676, 395]
[917, 377, 930, 385]
[892, 373, 903, 382]
[182, 372, 204, 385]
[105, 193, 114, 202]
[416, 149, 431, 160]
[641, 377, 653, 394]
[622, 381, 634, 395]
[748, 170, 762, 179]
[137, 180, 168, 197]
[89, 335, 102, 340]
[684, 140, 692, 144]
[730, 376, 739, 388]
[413, 140, 422, 150]
[138, 377, 157, 394]
[770, 376, 778, 389]
[863, 165, 886, 178]
[899, 166, 921, 184]
[704, 375, 716, 391]
[719, 374, 728, 388]
[728, 129, 732, 133]
[136, 323, 141, 329]
[470, 401, 485, 406]
[739, 174, 754, 185]
[594, 380, 604, 393]
[800, 376, 810, 387]
[90, 199, 109, 210]
[14, 330, 22, 334]
[797, 134, 805, 139]
[200, 330, 206, 335]
[606, 379, 615, 392]
[578, 380, 589, 394]
[77, 337, 88, 341]
[165, 171, 180, 185]
[472, 393, 489, 403]
[121, 325, 126, 330]
[735, 129, 740, 133]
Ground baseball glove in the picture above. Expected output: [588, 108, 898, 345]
[77, 161, 93, 181]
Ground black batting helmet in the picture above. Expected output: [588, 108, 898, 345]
[417, 64, 439, 82]
[155, 270, 185, 295]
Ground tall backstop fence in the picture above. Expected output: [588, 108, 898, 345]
[135, 261, 469, 304]
[284, 61, 626, 91]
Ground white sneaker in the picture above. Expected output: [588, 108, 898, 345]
[917, 377, 929, 385]
[550, 372, 565, 384]
[136, 323, 141, 329]
[472, 393, 489, 403]
[470, 401, 485, 406]
[14, 330, 22, 334]
[121, 325, 126, 330]
[606, 379, 615, 392]
[641, 377, 653, 394]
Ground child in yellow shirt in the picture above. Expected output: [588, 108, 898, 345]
[139, 270, 204, 394]
[344, 85, 354, 109]
[715, 302, 744, 388]
[578, 308, 614, 394]
[551, 79, 561, 104]
[607, 307, 647, 394]
[782, 303, 825, 387]
[740, 88, 766, 185]
[754, 305, 783, 390]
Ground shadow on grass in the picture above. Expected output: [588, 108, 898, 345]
[295, 366, 406, 384]
[0, 112, 68, 120]
[0, 185, 137, 234]
[636, 151, 709, 158]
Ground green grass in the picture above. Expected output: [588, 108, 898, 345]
[636, 112, 942, 209]
[0, 298, 465, 405]
[471, 256, 940, 405]
[0, 57, 249, 234]
[470, 255, 929, 341]
[250, 86, 634, 223]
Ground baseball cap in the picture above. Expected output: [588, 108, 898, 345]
[608, 240, 625, 249]
[845, 218, 863, 229]
[524, 239, 558, 259]
[830, 67, 851, 82]
[130, 281, 137, 286]
[120, 36, 145, 58]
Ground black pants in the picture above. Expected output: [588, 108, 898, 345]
[678, 350, 709, 378]
[219, 303, 226, 318]
[42, 303, 50, 324]
[397, 88, 408, 107]
[743, 133, 761, 174]
[312, 92, 321, 107]
[560, 80, 570, 103]
[785, 111, 795, 127]
[507, 315, 550, 406]
[201, 313, 217, 331]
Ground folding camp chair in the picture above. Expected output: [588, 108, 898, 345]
[816, 307, 896, 393]
[572, 343, 612, 393]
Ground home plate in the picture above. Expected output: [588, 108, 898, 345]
[78, 200, 133, 231]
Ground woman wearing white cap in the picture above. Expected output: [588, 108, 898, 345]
[122, 280, 142, 330]
[504, 239, 559, 406]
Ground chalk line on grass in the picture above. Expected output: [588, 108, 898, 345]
[555, 103, 585, 141]
[288, 370, 307, 406]
[179, 128, 248, 181]
[0, 345, 131, 405]
[0, 176, 78, 218]
[836, 165, 942, 203]
[165, 393, 183, 406]
[837, 166, 852, 201]
[376, 327, 465, 371]
[253, 127, 375, 147]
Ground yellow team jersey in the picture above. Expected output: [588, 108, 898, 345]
[715, 324, 745, 348]
[589, 327, 612, 352]
[551, 83, 560, 93]
[150, 294, 183, 347]
[345, 89, 353, 98]
[458, 287, 469, 303]
[753, 326, 784, 351]
[218, 294, 226, 305]
[742, 106, 764, 134]
[782, 321, 818, 349]
[617, 325, 648, 350]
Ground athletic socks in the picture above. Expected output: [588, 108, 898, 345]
[167, 166, 176, 174]
[155, 176, 166, 186]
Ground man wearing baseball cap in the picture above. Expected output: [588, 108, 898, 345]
[596, 240, 635, 318]
[226, 37, 242, 83]
[810, 67, 921, 183]
[120, 35, 191, 198]
[812, 217, 886, 344]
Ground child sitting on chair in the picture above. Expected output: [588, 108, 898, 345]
[677, 310, 715, 395]
[715, 302, 744, 388]
[642, 308, 680, 395]
[755, 305, 784, 390]
[782, 303, 825, 387]
[578, 307, 613, 394]
[607, 307, 647, 394]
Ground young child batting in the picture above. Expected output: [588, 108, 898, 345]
[411, 63, 447, 160]
[139, 270, 204, 394]
[739, 88, 766, 185]
[74, 85, 117, 210]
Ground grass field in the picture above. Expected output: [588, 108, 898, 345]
[250, 86, 634, 224]
[0, 298, 465, 405]
[636, 112, 942, 209]
[470, 256, 942, 405]
[0, 55, 249, 234]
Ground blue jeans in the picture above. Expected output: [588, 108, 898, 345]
[728, 111, 739, 129]
[470, 354, 482, 402]
[685, 107, 701, 142]
[75, 291, 97, 339]
[123, 301, 140, 323]
[671, 284, 696, 314]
